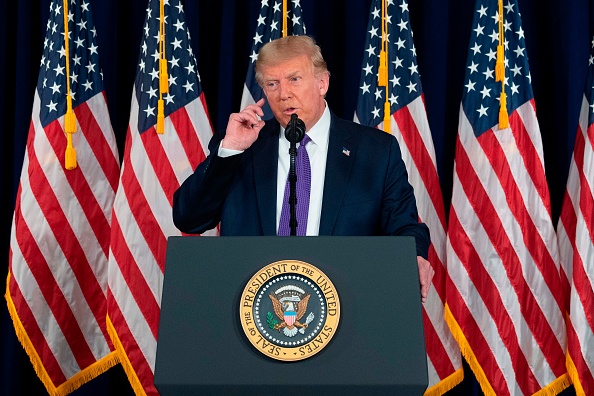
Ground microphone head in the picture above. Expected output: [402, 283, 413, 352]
[285, 113, 306, 143]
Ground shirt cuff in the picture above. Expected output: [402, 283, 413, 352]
[218, 140, 244, 157]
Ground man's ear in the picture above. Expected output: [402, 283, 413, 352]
[319, 73, 330, 96]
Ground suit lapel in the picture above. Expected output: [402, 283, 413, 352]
[319, 116, 356, 235]
[252, 120, 280, 235]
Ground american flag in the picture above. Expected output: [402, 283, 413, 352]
[557, 35, 594, 396]
[354, 1, 462, 394]
[7, 0, 120, 394]
[240, 0, 305, 117]
[445, 0, 569, 394]
[105, 0, 215, 394]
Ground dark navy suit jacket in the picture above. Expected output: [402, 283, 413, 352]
[172, 112, 430, 258]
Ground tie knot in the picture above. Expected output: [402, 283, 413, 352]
[300, 134, 311, 147]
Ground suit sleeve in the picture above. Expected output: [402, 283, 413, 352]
[172, 131, 241, 234]
[382, 136, 431, 259]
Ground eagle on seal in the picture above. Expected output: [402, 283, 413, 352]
[269, 293, 311, 337]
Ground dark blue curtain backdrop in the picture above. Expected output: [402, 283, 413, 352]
[1, 0, 589, 394]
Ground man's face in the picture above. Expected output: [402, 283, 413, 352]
[260, 54, 329, 131]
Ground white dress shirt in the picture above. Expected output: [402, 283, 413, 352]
[276, 104, 330, 236]
[218, 103, 331, 236]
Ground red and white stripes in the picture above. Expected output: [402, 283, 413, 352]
[446, 101, 568, 395]
[106, 89, 214, 395]
[8, 91, 120, 394]
[558, 95, 594, 396]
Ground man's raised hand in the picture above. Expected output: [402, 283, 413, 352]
[222, 98, 266, 151]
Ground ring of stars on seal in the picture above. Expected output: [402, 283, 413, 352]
[255, 274, 326, 346]
[240, 259, 340, 361]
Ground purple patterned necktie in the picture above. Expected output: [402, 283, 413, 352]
[278, 134, 311, 236]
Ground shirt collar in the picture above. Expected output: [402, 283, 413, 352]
[279, 101, 331, 147]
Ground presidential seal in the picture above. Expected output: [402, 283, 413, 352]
[239, 260, 340, 361]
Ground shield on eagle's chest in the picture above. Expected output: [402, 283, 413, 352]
[284, 311, 296, 327]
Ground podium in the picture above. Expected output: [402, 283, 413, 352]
[154, 236, 427, 395]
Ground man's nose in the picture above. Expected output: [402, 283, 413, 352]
[278, 81, 292, 99]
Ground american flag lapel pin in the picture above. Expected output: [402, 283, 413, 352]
[342, 147, 350, 156]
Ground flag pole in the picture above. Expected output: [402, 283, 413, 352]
[496, 0, 509, 128]
[282, 0, 287, 37]
[63, 0, 77, 169]
[157, 0, 169, 134]
[378, 0, 391, 133]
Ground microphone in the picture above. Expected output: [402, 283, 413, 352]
[284, 113, 306, 236]
[285, 113, 305, 144]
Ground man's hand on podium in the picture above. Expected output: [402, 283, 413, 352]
[417, 256, 434, 304]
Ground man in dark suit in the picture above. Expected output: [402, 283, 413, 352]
[172, 35, 434, 302]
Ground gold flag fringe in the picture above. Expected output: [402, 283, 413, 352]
[5, 273, 120, 396]
[566, 354, 584, 396]
[55, 353, 120, 396]
[445, 304, 570, 396]
[532, 373, 571, 396]
[106, 314, 148, 396]
[423, 367, 464, 396]
[444, 304, 496, 395]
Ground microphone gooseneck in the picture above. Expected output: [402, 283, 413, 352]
[285, 114, 306, 236]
